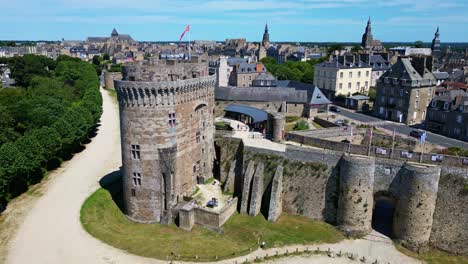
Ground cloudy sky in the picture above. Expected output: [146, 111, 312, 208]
[1, 0, 467, 42]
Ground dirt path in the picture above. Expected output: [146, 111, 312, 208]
[4, 88, 419, 264]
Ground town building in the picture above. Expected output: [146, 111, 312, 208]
[230, 62, 268, 87]
[426, 82, 468, 141]
[114, 57, 216, 224]
[331, 53, 391, 87]
[374, 56, 436, 124]
[313, 57, 372, 99]
[215, 81, 331, 118]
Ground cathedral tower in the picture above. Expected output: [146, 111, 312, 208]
[361, 18, 373, 49]
[262, 23, 270, 48]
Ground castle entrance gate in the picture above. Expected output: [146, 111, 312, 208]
[372, 191, 397, 237]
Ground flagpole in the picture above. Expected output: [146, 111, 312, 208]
[419, 132, 426, 163]
[390, 128, 396, 160]
[188, 28, 191, 60]
[367, 127, 373, 156]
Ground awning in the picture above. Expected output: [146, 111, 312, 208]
[224, 104, 268, 123]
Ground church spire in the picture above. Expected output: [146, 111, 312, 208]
[431, 26, 441, 53]
[361, 17, 373, 49]
[262, 22, 270, 48]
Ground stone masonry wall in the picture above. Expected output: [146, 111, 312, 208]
[214, 137, 468, 255]
[116, 69, 216, 223]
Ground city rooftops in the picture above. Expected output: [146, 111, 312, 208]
[316, 58, 371, 69]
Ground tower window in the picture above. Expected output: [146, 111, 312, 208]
[131, 144, 140, 160]
[168, 113, 176, 127]
[196, 132, 201, 143]
[131, 189, 136, 196]
[133, 172, 142, 186]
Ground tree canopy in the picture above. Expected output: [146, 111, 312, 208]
[260, 56, 326, 84]
[0, 55, 102, 207]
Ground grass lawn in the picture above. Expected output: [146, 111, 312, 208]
[396, 245, 468, 264]
[80, 184, 344, 262]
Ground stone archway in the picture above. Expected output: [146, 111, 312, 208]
[372, 191, 397, 237]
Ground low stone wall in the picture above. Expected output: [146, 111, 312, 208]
[214, 137, 468, 255]
[286, 132, 468, 168]
[194, 197, 238, 230]
[314, 117, 340, 128]
[293, 127, 367, 139]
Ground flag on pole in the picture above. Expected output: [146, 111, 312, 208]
[420, 131, 427, 145]
[350, 126, 353, 137]
[179, 25, 190, 42]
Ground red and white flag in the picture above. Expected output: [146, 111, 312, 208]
[179, 25, 190, 42]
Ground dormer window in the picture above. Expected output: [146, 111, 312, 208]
[443, 102, 449, 110]
[431, 100, 437, 108]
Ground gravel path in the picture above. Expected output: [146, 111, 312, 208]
[5, 88, 419, 264]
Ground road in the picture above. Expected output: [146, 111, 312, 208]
[334, 107, 468, 149]
[4, 88, 419, 264]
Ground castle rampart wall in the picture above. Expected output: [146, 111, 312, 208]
[214, 137, 468, 254]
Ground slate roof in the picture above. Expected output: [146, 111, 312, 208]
[380, 58, 436, 85]
[368, 55, 391, 71]
[216, 86, 308, 103]
[227, 57, 248, 66]
[348, 95, 370, 100]
[317, 58, 371, 69]
[237, 63, 266, 74]
[254, 73, 275, 81]
[216, 81, 331, 105]
[433, 71, 450, 80]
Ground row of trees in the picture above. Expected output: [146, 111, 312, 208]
[260, 56, 327, 84]
[0, 55, 102, 208]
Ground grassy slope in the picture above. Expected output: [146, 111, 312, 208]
[396, 245, 468, 264]
[80, 187, 343, 261]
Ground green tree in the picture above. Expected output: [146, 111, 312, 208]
[260, 56, 278, 65]
[102, 54, 110, 61]
[0, 105, 19, 145]
[351, 45, 363, 53]
[414, 41, 424, 48]
[327, 44, 344, 55]
[92, 55, 102, 66]
[8, 54, 56, 87]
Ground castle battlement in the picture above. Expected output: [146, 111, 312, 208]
[115, 75, 216, 107]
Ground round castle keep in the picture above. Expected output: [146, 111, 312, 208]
[393, 163, 441, 252]
[337, 154, 375, 235]
[115, 59, 216, 223]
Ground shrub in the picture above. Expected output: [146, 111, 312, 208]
[294, 120, 309, 131]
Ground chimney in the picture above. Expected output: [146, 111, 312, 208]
[256, 63, 264, 72]
[411, 56, 431, 77]
[360, 53, 370, 63]
[338, 55, 345, 65]
[345, 55, 355, 65]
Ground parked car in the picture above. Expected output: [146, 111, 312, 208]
[409, 130, 424, 139]
[330, 106, 341, 112]
[207, 198, 218, 208]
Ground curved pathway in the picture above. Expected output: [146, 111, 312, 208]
[6, 88, 419, 264]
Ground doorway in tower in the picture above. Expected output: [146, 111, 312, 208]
[372, 191, 397, 237]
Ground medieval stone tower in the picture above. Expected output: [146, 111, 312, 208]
[114, 58, 216, 224]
